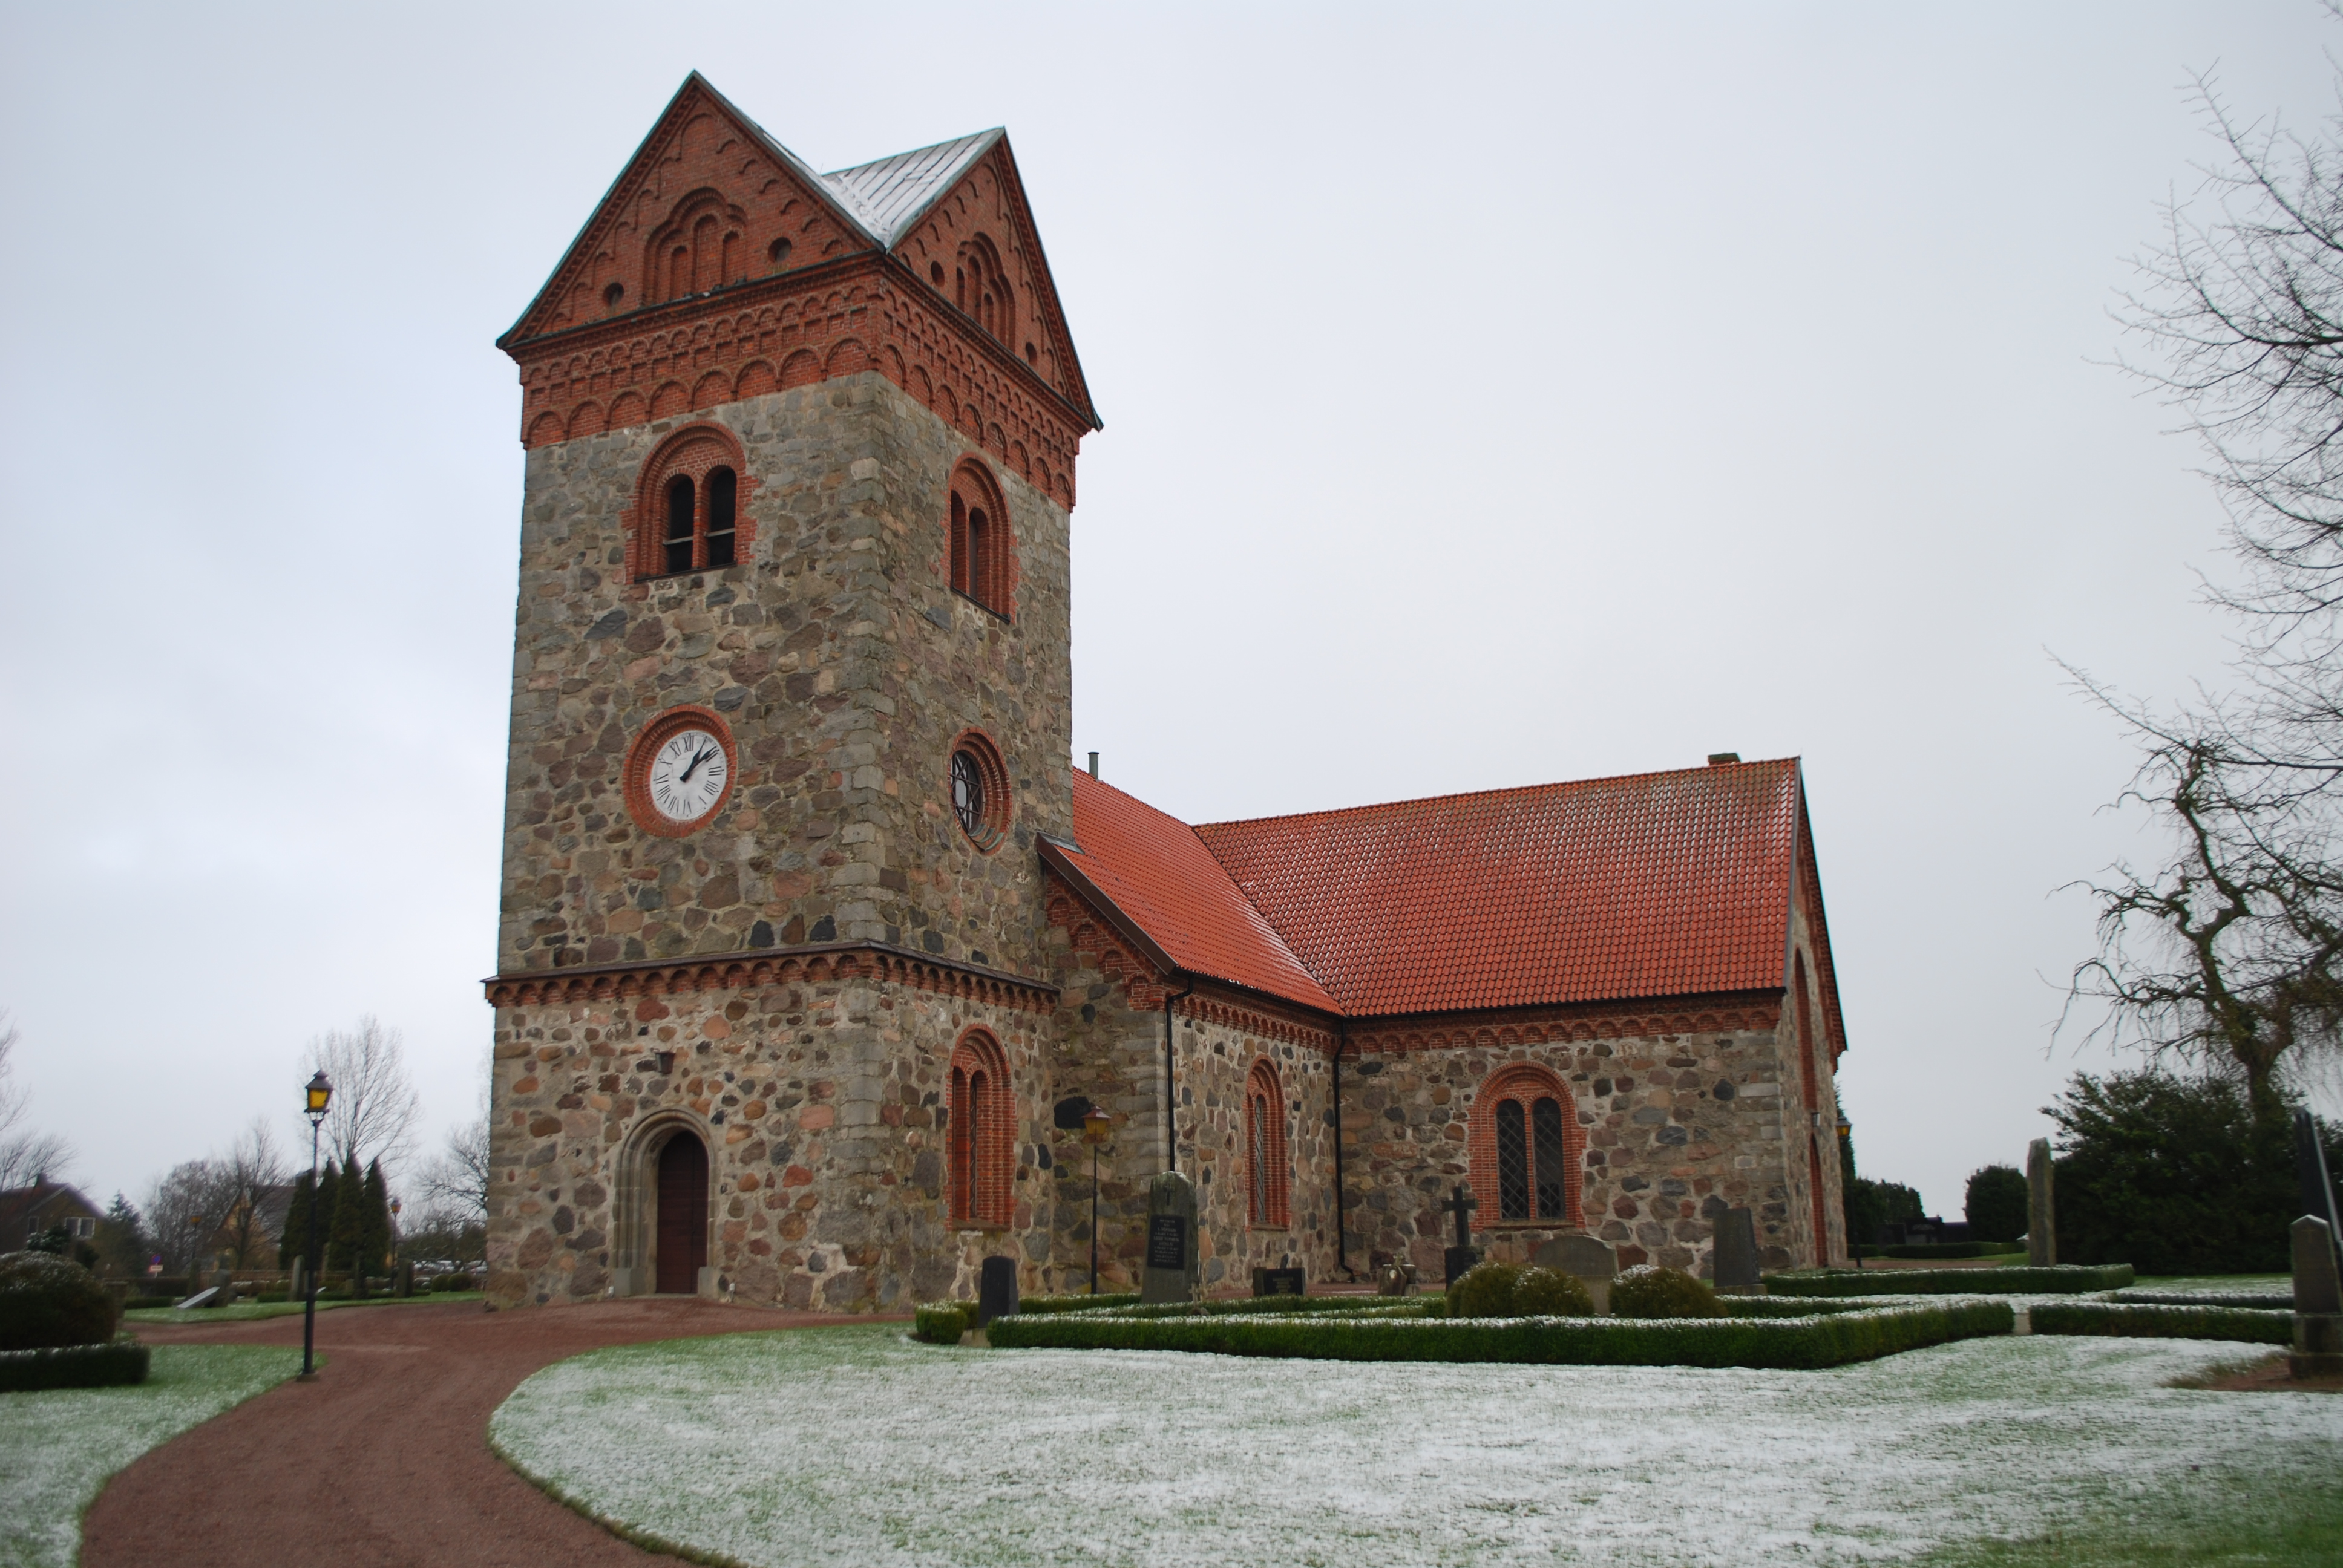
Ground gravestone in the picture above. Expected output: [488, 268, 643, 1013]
[2296, 1109, 2343, 1278]
[975, 1255, 1020, 1327]
[1141, 1171, 1199, 1305]
[2292, 1215, 2343, 1379]
[1251, 1266, 1305, 1297]
[1533, 1234, 1617, 1313]
[1441, 1185, 1480, 1285]
[2025, 1138, 2057, 1267]
[1375, 1262, 1416, 1296]
[1711, 1207, 1762, 1293]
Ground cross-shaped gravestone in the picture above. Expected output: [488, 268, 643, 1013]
[1444, 1185, 1478, 1250]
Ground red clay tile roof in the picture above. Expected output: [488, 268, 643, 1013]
[1066, 759, 1814, 1022]
[1060, 774, 1339, 1012]
[1196, 759, 1805, 1016]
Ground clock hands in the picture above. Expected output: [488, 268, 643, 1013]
[678, 745, 717, 784]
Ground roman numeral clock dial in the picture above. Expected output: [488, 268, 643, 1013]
[624, 711, 735, 837]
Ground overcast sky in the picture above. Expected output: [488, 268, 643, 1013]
[4, 1, 2337, 1220]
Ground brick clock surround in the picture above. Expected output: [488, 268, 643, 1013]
[483, 75, 1850, 1313]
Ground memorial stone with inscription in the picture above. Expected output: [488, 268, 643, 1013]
[1533, 1234, 1618, 1314]
[1142, 1171, 1199, 1305]
[1711, 1206, 1762, 1293]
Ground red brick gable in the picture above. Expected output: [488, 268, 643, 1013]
[1197, 760, 1809, 1018]
[502, 74, 873, 348]
[497, 76, 1101, 486]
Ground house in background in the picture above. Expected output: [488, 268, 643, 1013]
[1, 1177, 100, 1250]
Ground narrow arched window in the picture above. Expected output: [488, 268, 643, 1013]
[1532, 1098, 1566, 1220]
[664, 476, 696, 575]
[948, 1031, 1012, 1227]
[1244, 1059, 1289, 1227]
[1496, 1099, 1529, 1220]
[705, 468, 737, 567]
[945, 461, 1013, 617]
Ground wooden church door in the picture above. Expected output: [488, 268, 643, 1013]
[655, 1132, 709, 1293]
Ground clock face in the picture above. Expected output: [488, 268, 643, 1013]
[646, 728, 729, 824]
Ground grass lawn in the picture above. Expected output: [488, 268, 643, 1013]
[490, 1325, 2341, 1567]
[0, 1343, 300, 1568]
[121, 1291, 482, 1325]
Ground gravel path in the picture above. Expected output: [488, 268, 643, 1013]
[87, 1297, 888, 1567]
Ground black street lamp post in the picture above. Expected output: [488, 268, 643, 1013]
[301, 1070, 332, 1379]
[1082, 1105, 1113, 1294]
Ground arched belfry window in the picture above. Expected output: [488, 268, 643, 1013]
[1245, 1059, 1291, 1228]
[954, 235, 1014, 346]
[946, 460, 1013, 617]
[948, 1030, 1012, 1228]
[632, 428, 753, 583]
[1473, 1065, 1581, 1227]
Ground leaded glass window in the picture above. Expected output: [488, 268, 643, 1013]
[1496, 1099, 1530, 1220]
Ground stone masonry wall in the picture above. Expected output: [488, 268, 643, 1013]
[497, 371, 1072, 984]
[1342, 1022, 1809, 1279]
[484, 975, 1057, 1312]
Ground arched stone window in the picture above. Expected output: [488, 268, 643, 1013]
[946, 459, 1014, 617]
[947, 728, 1011, 852]
[1245, 1059, 1290, 1229]
[948, 1029, 1012, 1228]
[1469, 1065, 1581, 1227]
[630, 425, 754, 583]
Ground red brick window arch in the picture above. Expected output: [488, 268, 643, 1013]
[1245, 1059, 1291, 1229]
[1470, 1065, 1581, 1227]
[630, 425, 755, 583]
[947, 459, 1014, 617]
[948, 1029, 1012, 1228]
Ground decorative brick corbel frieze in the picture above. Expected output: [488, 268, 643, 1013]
[1346, 991, 1786, 1057]
[482, 940, 1058, 1014]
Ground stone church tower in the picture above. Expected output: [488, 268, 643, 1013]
[483, 76, 1853, 1315]
[483, 75, 1102, 1308]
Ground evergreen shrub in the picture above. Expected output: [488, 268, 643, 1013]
[1512, 1267, 1596, 1316]
[430, 1273, 478, 1293]
[0, 1339, 149, 1391]
[1765, 1264, 2133, 1296]
[2030, 1301, 2293, 1343]
[988, 1299, 2014, 1368]
[913, 1303, 971, 1343]
[0, 1251, 120, 1350]
[1610, 1265, 1724, 1319]
[1446, 1262, 1524, 1318]
[1964, 1164, 2030, 1243]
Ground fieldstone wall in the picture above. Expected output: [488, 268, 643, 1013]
[483, 975, 1058, 1312]
[1342, 1024, 1814, 1279]
[497, 371, 1073, 981]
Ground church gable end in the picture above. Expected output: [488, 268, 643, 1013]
[501, 74, 870, 348]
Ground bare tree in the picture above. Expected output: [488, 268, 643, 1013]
[0, 1010, 76, 1192]
[413, 1114, 490, 1229]
[302, 1016, 421, 1176]
[2077, 29, 2343, 1117]
[212, 1119, 289, 1272]
[142, 1159, 239, 1275]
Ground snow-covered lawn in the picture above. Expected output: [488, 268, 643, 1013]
[491, 1326, 2342, 1567]
[0, 1344, 300, 1568]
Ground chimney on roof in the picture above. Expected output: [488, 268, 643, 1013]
[1087, 751, 1099, 779]
[1707, 753, 1741, 766]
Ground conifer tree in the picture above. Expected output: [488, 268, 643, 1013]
[332, 1148, 367, 1284]
[360, 1160, 392, 1281]
[278, 1170, 313, 1271]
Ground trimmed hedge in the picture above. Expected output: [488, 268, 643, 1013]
[2031, 1301, 2293, 1344]
[987, 1299, 2014, 1368]
[2112, 1289, 2293, 1309]
[1765, 1264, 2134, 1296]
[912, 1292, 1147, 1341]
[1019, 1292, 1140, 1314]
[1610, 1266, 1724, 1319]
[0, 1338, 150, 1392]
[1877, 1242, 2026, 1260]
[429, 1273, 479, 1293]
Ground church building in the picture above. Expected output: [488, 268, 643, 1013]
[482, 76, 1850, 1312]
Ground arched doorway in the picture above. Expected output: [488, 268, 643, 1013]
[655, 1131, 709, 1294]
